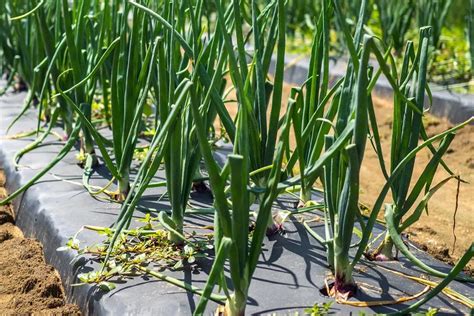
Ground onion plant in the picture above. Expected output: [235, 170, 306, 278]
[2, 1, 48, 123]
[6, 0, 77, 155]
[125, 0, 291, 258]
[208, 0, 339, 233]
[212, 0, 289, 233]
[359, 27, 474, 284]
[302, 0, 371, 297]
[354, 117, 474, 282]
[347, 116, 474, 284]
[50, 0, 157, 201]
[367, 27, 460, 261]
[118, 0, 238, 245]
[97, 0, 237, 273]
[189, 0, 292, 312]
[59, 0, 102, 166]
[301, 1, 471, 297]
[101, 82, 191, 259]
[375, 0, 414, 53]
[0, 2, 17, 92]
[195, 0, 369, 310]
[12, 0, 82, 165]
[191, 84, 295, 315]
[89, 1, 154, 200]
[0, 0, 120, 205]
[151, 1, 199, 243]
[146, 0, 229, 242]
[286, 0, 321, 35]
[470, 0, 474, 77]
[416, 0, 453, 49]
[285, 0, 341, 206]
[0, 1, 74, 204]
[320, 54, 370, 298]
[1, 0, 160, 204]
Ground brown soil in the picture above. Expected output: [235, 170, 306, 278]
[360, 96, 474, 272]
[0, 170, 81, 315]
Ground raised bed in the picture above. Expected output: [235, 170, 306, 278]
[1, 89, 473, 315]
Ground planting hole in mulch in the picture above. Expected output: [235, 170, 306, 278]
[0, 169, 81, 315]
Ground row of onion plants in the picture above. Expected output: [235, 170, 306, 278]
[0, 0, 473, 315]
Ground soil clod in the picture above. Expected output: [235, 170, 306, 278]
[0, 169, 81, 314]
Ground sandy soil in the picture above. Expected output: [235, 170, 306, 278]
[219, 81, 473, 272]
[0, 170, 81, 315]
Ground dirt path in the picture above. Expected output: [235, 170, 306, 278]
[0, 170, 81, 315]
